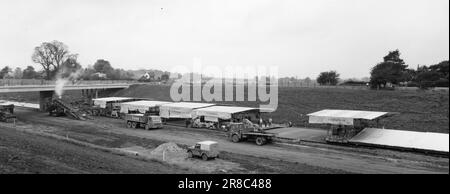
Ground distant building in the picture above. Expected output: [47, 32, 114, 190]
[92, 72, 107, 79]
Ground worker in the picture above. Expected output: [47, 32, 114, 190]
[259, 117, 263, 128]
[268, 118, 272, 127]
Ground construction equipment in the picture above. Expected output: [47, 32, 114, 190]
[227, 120, 275, 146]
[47, 99, 90, 120]
[187, 141, 219, 161]
[0, 104, 16, 123]
[191, 117, 217, 129]
[124, 113, 163, 130]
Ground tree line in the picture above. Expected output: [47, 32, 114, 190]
[316, 50, 448, 89]
[0, 40, 142, 81]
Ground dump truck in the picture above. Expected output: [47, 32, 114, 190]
[227, 122, 275, 146]
[187, 141, 219, 161]
[0, 104, 16, 123]
[124, 113, 163, 130]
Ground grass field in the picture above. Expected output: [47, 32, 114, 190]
[114, 84, 449, 133]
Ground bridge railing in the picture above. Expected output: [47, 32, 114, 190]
[0, 79, 138, 86]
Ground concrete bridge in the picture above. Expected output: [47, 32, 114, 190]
[0, 79, 134, 111]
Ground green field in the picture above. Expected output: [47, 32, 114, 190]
[114, 84, 449, 133]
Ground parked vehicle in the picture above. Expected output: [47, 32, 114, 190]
[124, 113, 163, 130]
[227, 122, 275, 146]
[191, 117, 217, 129]
[187, 141, 219, 161]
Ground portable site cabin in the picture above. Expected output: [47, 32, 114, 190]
[307, 109, 395, 143]
[120, 100, 172, 115]
[192, 106, 260, 123]
[159, 102, 215, 119]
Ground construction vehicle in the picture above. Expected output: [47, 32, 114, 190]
[47, 99, 91, 120]
[227, 121, 275, 146]
[187, 141, 219, 161]
[124, 113, 163, 130]
[191, 117, 217, 129]
[0, 104, 16, 123]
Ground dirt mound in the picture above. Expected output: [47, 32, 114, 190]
[151, 142, 185, 155]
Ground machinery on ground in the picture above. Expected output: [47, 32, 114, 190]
[190, 117, 217, 129]
[124, 113, 163, 130]
[0, 104, 16, 123]
[227, 121, 275, 146]
[47, 99, 91, 120]
[187, 141, 219, 161]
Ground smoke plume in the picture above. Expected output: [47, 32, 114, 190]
[54, 68, 83, 98]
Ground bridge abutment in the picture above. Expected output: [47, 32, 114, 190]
[39, 91, 54, 111]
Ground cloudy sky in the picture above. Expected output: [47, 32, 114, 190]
[0, 0, 448, 78]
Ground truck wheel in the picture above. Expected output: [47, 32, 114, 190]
[131, 122, 137, 128]
[231, 134, 240, 143]
[127, 121, 132, 128]
[187, 151, 193, 158]
[202, 154, 208, 161]
[255, 137, 266, 146]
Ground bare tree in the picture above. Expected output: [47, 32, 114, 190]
[31, 40, 78, 80]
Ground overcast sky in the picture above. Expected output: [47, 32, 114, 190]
[0, 0, 448, 78]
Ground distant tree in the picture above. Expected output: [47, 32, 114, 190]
[429, 60, 449, 79]
[80, 67, 96, 80]
[32, 40, 77, 80]
[13, 67, 23, 79]
[93, 59, 114, 75]
[60, 57, 82, 78]
[316, 71, 340, 85]
[370, 50, 409, 89]
[22, 66, 38, 79]
[304, 77, 312, 85]
[0, 66, 12, 79]
[148, 71, 156, 80]
[161, 73, 170, 81]
[415, 70, 441, 89]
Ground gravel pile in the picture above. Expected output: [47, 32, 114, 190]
[151, 142, 185, 155]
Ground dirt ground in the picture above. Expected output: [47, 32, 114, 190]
[0, 124, 193, 174]
[1, 107, 447, 174]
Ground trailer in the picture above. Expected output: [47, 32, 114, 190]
[124, 113, 163, 130]
[227, 122, 275, 146]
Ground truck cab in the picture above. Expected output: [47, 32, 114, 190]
[227, 122, 274, 146]
[125, 114, 163, 130]
[187, 141, 219, 161]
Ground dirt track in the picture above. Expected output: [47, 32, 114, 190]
[6, 108, 448, 174]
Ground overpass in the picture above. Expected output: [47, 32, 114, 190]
[0, 83, 130, 93]
[1, 79, 135, 111]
